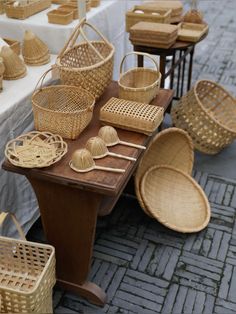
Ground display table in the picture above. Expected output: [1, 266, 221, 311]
[0, 55, 56, 237]
[3, 82, 173, 305]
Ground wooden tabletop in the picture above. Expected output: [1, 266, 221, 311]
[3, 82, 173, 196]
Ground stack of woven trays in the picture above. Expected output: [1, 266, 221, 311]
[130, 21, 178, 49]
[144, 1, 183, 23]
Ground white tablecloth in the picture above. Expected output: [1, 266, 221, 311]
[0, 55, 56, 237]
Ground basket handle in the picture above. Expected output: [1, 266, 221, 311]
[119, 51, 159, 76]
[34, 67, 55, 92]
[0, 212, 26, 240]
[58, 18, 111, 61]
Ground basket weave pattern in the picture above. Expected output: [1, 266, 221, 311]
[0, 237, 55, 313]
[171, 80, 236, 154]
[5, 0, 51, 19]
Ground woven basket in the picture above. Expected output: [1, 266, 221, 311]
[56, 18, 114, 100]
[5, 0, 51, 19]
[32, 68, 95, 139]
[135, 127, 194, 213]
[171, 80, 236, 154]
[47, 9, 73, 24]
[141, 165, 210, 233]
[118, 52, 161, 104]
[58, 4, 78, 19]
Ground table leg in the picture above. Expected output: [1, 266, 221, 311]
[28, 178, 106, 306]
[137, 54, 144, 67]
[187, 46, 195, 91]
[159, 54, 166, 88]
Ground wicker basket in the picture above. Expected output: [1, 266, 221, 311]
[140, 165, 211, 233]
[126, 5, 171, 32]
[90, 0, 100, 7]
[118, 52, 161, 104]
[32, 68, 95, 139]
[5, 0, 51, 19]
[171, 80, 236, 154]
[56, 18, 114, 100]
[135, 127, 194, 214]
[100, 97, 164, 135]
[58, 4, 78, 19]
[47, 9, 73, 24]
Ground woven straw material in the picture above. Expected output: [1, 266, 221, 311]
[58, 4, 78, 19]
[183, 9, 204, 24]
[5, 0, 51, 19]
[100, 97, 164, 135]
[135, 128, 193, 213]
[130, 21, 178, 37]
[48, 9, 73, 24]
[0, 0, 6, 14]
[0, 57, 4, 91]
[57, 19, 114, 100]
[5, 131, 68, 168]
[119, 52, 161, 104]
[0, 236, 55, 313]
[178, 22, 209, 43]
[144, 1, 183, 22]
[171, 80, 236, 154]
[0, 46, 26, 80]
[90, 0, 100, 7]
[3, 37, 21, 55]
[141, 165, 210, 233]
[32, 72, 95, 139]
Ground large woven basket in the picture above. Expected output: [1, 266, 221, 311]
[171, 80, 236, 154]
[135, 128, 194, 213]
[118, 52, 161, 104]
[32, 68, 95, 139]
[140, 165, 211, 233]
[56, 18, 115, 100]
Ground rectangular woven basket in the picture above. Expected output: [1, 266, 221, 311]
[100, 97, 164, 135]
[48, 9, 73, 24]
[5, 0, 51, 19]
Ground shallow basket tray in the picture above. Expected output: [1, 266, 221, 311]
[5, 0, 51, 19]
[171, 80, 236, 154]
[0, 236, 55, 313]
[135, 127, 194, 214]
[100, 97, 164, 135]
[141, 165, 211, 233]
[47, 9, 73, 24]
[178, 22, 209, 43]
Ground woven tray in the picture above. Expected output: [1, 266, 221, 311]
[5, 131, 68, 168]
[126, 5, 171, 32]
[48, 9, 73, 24]
[178, 22, 209, 42]
[100, 97, 164, 135]
[58, 4, 77, 19]
[143, 1, 183, 22]
[5, 0, 51, 19]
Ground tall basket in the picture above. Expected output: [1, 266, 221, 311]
[56, 18, 115, 100]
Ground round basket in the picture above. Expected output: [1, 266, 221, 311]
[141, 165, 211, 233]
[32, 69, 95, 140]
[171, 80, 236, 154]
[118, 51, 161, 104]
[56, 18, 114, 100]
[135, 127, 194, 214]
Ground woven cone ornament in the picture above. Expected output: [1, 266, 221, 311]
[183, 0, 204, 24]
[22, 30, 50, 65]
[0, 46, 26, 80]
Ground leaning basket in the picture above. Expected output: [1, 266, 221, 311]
[56, 18, 115, 100]
[32, 68, 95, 140]
[118, 51, 161, 104]
[171, 80, 236, 154]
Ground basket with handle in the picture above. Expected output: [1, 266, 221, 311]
[56, 18, 115, 100]
[32, 68, 95, 140]
[0, 211, 56, 313]
[118, 51, 161, 104]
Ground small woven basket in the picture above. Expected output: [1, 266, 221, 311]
[118, 52, 161, 104]
[171, 80, 236, 154]
[56, 18, 114, 100]
[5, 0, 51, 19]
[47, 9, 73, 24]
[140, 165, 210, 233]
[32, 68, 95, 139]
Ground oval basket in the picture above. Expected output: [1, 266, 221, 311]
[135, 127, 194, 214]
[141, 165, 211, 233]
[32, 69, 95, 140]
[118, 51, 161, 104]
[56, 18, 115, 100]
[171, 80, 236, 154]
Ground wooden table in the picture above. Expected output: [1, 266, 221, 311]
[2, 82, 173, 306]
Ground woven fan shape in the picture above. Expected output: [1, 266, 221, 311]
[141, 165, 211, 233]
[0, 46, 26, 80]
[22, 30, 50, 65]
[135, 127, 194, 212]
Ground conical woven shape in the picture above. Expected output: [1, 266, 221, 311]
[0, 57, 5, 75]
[0, 46, 26, 80]
[86, 136, 108, 158]
[22, 30, 50, 65]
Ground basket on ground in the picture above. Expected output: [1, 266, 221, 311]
[32, 69, 95, 139]
[171, 80, 236, 154]
[118, 51, 161, 104]
[56, 18, 114, 99]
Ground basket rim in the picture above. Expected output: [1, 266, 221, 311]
[0, 236, 55, 295]
[194, 79, 236, 134]
[118, 67, 161, 91]
[56, 40, 115, 72]
[32, 85, 95, 114]
[140, 164, 211, 233]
